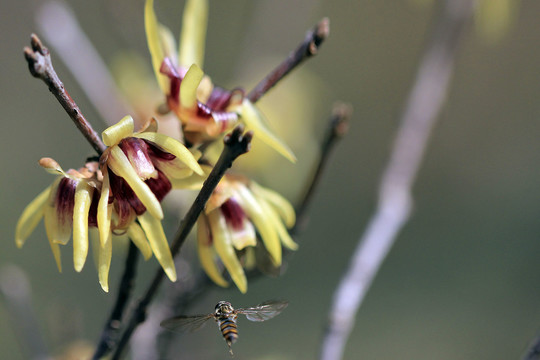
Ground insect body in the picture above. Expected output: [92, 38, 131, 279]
[160, 300, 288, 355]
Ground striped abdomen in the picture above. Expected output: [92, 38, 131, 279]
[218, 316, 238, 346]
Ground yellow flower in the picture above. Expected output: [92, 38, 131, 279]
[197, 175, 298, 293]
[15, 116, 204, 291]
[99, 115, 203, 282]
[145, 0, 295, 162]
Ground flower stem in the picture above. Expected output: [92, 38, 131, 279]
[246, 18, 330, 103]
[23, 34, 107, 155]
[111, 126, 252, 360]
[292, 102, 351, 235]
[92, 242, 140, 359]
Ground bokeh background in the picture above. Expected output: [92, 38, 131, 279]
[2, 0, 540, 359]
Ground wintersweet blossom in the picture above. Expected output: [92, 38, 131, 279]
[197, 175, 298, 293]
[145, 0, 296, 162]
[16, 116, 204, 291]
[99, 115, 203, 282]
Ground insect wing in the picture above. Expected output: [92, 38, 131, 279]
[236, 300, 288, 322]
[160, 314, 214, 333]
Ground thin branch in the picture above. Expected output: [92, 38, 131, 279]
[24, 34, 107, 155]
[246, 17, 330, 103]
[292, 102, 351, 235]
[111, 126, 252, 360]
[319, 1, 474, 359]
[92, 242, 140, 359]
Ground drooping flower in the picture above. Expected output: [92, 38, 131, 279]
[15, 116, 204, 291]
[145, 0, 296, 162]
[99, 115, 204, 282]
[197, 175, 298, 293]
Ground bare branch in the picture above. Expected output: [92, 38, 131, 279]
[320, 1, 474, 359]
[293, 102, 351, 234]
[24, 34, 107, 155]
[247, 18, 329, 103]
[92, 243, 140, 359]
[111, 126, 252, 360]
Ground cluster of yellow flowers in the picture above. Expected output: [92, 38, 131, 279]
[16, 0, 297, 294]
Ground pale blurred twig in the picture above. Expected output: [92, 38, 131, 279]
[320, 1, 474, 359]
[36, 1, 133, 124]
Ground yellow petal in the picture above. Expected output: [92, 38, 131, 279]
[259, 199, 298, 251]
[134, 132, 203, 175]
[169, 164, 210, 190]
[98, 231, 112, 292]
[145, 0, 169, 93]
[240, 99, 296, 163]
[208, 210, 247, 293]
[73, 181, 93, 272]
[159, 24, 178, 63]
[44, 179, 71, 246]
[197, 216, 228, 287]
[127, 223, 153, 260]
[137, 212, 177, 281]
[229, 217, 256, 251]
[180, 64, 204, 111]
[251, 182, 296, 228]
[233, 184, 282, 266]
[97, 170, 112, 247]
[108, 146, 164, 220]
[102, 115, 135, 146]
[15, 185, 51, 248]
[179, 0, 208, 69]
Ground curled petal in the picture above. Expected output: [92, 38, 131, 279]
[240, 99, 296, 163]
[233, 185, 282, 266]
[134, 132, 203, 175]
[98, 231, 112, 292]
[197, 216, 228, 287]
[137, 212, 177, 281]
[145, 0, 168, 93]
[208, 210, 247, 293]
[258, 199, 298, 251]
[169, 164, 210, 190]
[108, 146, 164, 220]
[15, 186, 51, 248]
[97, 169, 112, 247]
[102, 116, 135, 147]
[179, 0, 208, 69]
[251, 182, 296, 228]
[73, 181, 93, 272]
[180, 64, 204, 111]
[127, 222, 153, 260]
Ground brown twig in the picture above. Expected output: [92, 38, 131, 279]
[246, 17, 329, 103]
[292, 102, 351, 235]
[111, 126, 252, 360]
[92, 242, 140, 359]
[320, 1, 474, 359]
[23, 34, 107, 155]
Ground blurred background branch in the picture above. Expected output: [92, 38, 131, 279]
[320, 1, 475, 359]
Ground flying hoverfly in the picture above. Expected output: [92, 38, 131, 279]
[160, 300, 288, 355]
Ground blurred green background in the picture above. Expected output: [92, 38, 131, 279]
[2, 0, 540, 359]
